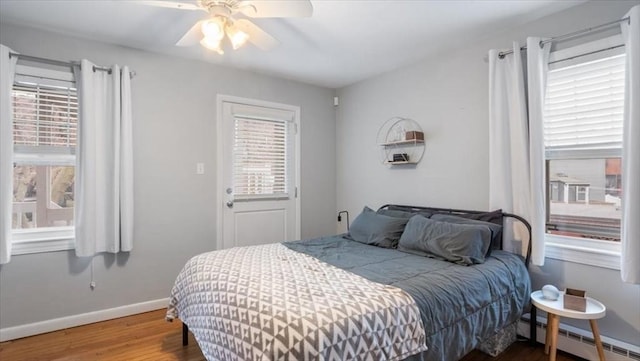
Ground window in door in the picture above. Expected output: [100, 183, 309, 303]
[232, 115, 291, 200]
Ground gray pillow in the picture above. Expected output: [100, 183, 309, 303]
[432, 209, 503, 226]
[397, 215, 492, 265]
[347, 206, 409, 248]
[377, 208, 416, 219]
[378, 206, 434, 219]
[430, 213, 503, 252]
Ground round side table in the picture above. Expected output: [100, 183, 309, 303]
[531, 290, 607, 361]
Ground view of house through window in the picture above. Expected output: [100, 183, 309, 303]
[547, 158, 621, 240]
[544, 52, 625, 242]
[12, 74, 77, 230]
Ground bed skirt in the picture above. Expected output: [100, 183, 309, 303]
[400, 321, 517, 361]
[476, 321, 517, 356]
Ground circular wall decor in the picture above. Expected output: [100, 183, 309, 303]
[376, 117, 425, 165]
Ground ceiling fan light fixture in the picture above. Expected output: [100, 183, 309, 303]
[226, 24, 249, 50]
[201, 17, 225, 40]
[200, 36, 225, 54]
[148, 0, 312, 53]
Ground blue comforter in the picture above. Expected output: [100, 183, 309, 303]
[284, 235, 531, 361]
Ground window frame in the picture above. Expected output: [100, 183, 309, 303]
[543, 34, 625, 269]
[10, 65, 77, 255]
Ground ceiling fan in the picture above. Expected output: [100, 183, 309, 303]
[139, 0, 313, 54]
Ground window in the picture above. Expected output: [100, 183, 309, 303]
[11, 65, 77, 254]
[543, 35, 626, 268]
[232, 115, 291, 200]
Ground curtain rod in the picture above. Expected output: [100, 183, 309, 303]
[498, 16, 630, 58]
[8, 52, 136, 78]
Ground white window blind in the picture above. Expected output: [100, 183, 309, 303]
[233, 115, 290, 200]
[12, 67, 77, 166]
[544, 54, 625, 154]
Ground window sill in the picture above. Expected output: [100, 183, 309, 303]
[12, 227, 74, 255]
[545, 234, 620, 270]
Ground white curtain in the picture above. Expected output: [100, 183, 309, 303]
[488, 42, 528, 220]
[74, 60, 134, 257]
[526, 37, 551, 266]
[620, 5, 639, 284]
[0, 45, 18, 265]
[489, 38, 550, 266]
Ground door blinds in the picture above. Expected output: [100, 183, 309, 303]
[232, 115, 290, 200]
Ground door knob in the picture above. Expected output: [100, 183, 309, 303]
[226, 201, 234, 208]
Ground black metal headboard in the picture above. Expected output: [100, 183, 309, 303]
[377, 204, 532, 268]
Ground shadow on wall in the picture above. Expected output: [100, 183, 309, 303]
[67, 250, 131, 275]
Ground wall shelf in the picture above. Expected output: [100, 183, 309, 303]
[379, 139, 425, 147]
[383, 160, 418, 165]
[376, 117, 425, 166]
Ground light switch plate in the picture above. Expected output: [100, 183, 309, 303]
[196, 163, 205, 175]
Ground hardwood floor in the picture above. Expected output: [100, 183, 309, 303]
[0, 309, 584, 361]
[461, 342, 585, 361]
[0, 310, 205, 361]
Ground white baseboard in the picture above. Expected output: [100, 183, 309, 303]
[518, 316, 640, 361]
[0, 297, 169, 342]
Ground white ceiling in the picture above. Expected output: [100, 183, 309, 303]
[0, 0, 586, 88]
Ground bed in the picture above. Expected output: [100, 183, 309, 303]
[166, 205, 533, 361]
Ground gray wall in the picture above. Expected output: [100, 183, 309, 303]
[0, 23, 336, 328]
[336, 1, 639, 346]
[2, 0, 639, 350]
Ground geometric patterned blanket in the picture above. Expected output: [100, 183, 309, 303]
[166, 243, 428, 361]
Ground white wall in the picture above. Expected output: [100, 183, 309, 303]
[336, 0, 640, 347]
[0, 23, 336, 329]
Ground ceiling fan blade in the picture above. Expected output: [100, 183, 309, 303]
[238, 0, 313, 18]
[176, 21, 204, 46]
[136, 0, 203, 11]
[234, 19, 279, 50]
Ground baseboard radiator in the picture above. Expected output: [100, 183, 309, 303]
[518, 315, 640, 361]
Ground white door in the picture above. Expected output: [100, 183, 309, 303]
[217, 96, 300, 250]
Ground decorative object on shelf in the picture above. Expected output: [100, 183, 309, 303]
[376, 117, 425, 166]
[393, 153, 409, 162]
[541, 284, 560, 301]
[405, 130, 424, 141]
[564, 288, 587, 312]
